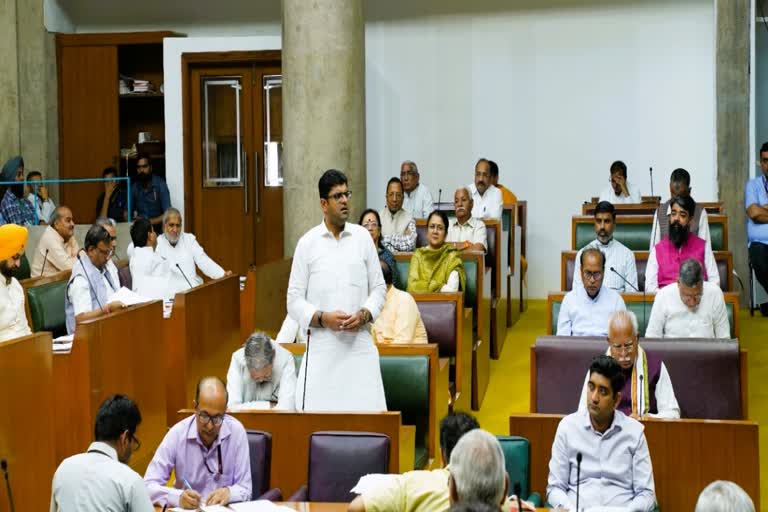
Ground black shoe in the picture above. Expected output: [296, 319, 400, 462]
[760, 303, 768, 317]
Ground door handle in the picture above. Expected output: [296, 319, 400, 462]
[243, 152, 249, 215]
[254, 151, 260, 215]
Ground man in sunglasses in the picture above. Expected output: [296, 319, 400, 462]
[51, 394, 153, 511]
[144, 376, 251, 509]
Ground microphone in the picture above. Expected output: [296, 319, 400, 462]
[39, 248, 49, 276]
[77, 254, 104, 312]
[2, 459, 15, 512]
[302, 328, 311, 411]
[575, 452, 582, 512]
[437, 188, 442, 208]
[175, 263, 194, 289]
[513, 482, 523, 512]
[649, 166, 654, 197]
[610, 266, 646, 331]
[639, 374, 644, 417]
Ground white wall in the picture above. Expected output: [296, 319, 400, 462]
[365, 0, 717, 298]
[162, 36, 281, 220]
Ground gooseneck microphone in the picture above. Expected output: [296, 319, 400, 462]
[649, 166, 654, 198]
[175, 263, 194, 289]
[437, 188, 442, 208]
[575, 452, 582, 512]
[610, 266, 646, 331]
[39, 248, 49, 276]
[77, 254, 104, 312]
[639, 374, 645, 417]
[2, 459, 15, 512]
[302, 328, 311, 411]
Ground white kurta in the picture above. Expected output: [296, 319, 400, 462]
[226, 342, 297, 410]
[129, 246, 171, 299]
[287, 221, 387, 412]
[155, 232, 225, 294]
[0, 277, 32, 342]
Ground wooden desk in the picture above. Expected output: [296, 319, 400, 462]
[509, 413, 760, 512]
[165, 274, 241, 424]
[0, 332, 56, 512]
[240, 258, 293, 341]
[53, 300, 167, 474]
[176, 410, 409, 498]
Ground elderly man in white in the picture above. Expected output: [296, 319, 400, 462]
[156, 208, 230, 294]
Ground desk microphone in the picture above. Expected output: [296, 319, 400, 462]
[513, 482, 523, 512]
[437, 188, 442, 209]
[575, 452, 582, 512]
[302, 328, 311, 411]
[2, 459, 15, 512]
[175, 263, 194, 289]
[39, 248, 49, 276]
[649, 166, 654, 198]
[610, 266, 646, 331]
[77, 254, 104, 312]
[639, 374, 644, 417]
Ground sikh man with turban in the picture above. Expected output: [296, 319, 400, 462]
[0, 224, 32, 342]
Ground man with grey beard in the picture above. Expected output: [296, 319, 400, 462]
[156, 208, 230, 294]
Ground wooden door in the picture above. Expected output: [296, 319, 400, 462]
[188, 60, 283, 274]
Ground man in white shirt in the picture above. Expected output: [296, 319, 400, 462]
[573, 201, 637, 291]
[226, 331, 297, 410]
[50, 394, 153, 512]
[557, 248, 626, 336]
[287, 169, 387, 411]
[157, 208, 229, 294]
[25, 170, 56, 224]
[95, 217, 121, 289]
[129, 217, 170, 299]
[469, 159, 503, 220]
[379, 177, 416, 252]
[646, 258, 730, 338]
[446, 186, 487, 252]
[598, 160, 642, 204]
[0, 224, 32, 342]
[31, 206, 79, 277]
[64, 225, 126, 335]
[578, 310, 680, 419]
[649, 168, 711, 248]
[400, 161, 434, 219]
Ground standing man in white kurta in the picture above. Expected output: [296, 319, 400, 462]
[287, 169, 387, 411]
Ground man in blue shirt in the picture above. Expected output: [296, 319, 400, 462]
[747, 142, 768, 316]
[547, 354, 656, 511]
[131, 154, 171, 234]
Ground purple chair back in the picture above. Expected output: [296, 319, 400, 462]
[246, 430, 272, 497]
[307, 431, 390, 502]
[485, 224, 497, 273]
[414, 299, 458, 358]
[118, 265, 132, 290]
[533, 336, 743, 419]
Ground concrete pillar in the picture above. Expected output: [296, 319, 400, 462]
[715, 0, 750, 305]
[0, 0, 21, 160]
[282, 0, 366, 254]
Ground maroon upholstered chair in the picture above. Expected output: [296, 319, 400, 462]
[118, 264, 132, 290]
[246, 430, 282, 500]
[288, 431, 390, 502]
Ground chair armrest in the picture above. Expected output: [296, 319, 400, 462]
[258, 488, 283, 501]
[525, 492, 541, 508]
[287, 485, 308, 502]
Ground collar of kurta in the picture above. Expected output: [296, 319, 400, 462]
[452, 216, 475, 228]
[87, 441, 118, 460]
[185, 414, 232, 449]
[581, 406, 624, 437]
[577, 284, 605, 303]
[320, 221, 352, 239]
[384, 208, 406, 220]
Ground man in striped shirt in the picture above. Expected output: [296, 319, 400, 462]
[573, 201, 638, 292]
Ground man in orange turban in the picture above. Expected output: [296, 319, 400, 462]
[0, 224, 32, 342]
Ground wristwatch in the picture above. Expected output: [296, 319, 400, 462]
[359, 308, 372, 324]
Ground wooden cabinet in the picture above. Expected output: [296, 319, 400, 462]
[56, 31, 182, 223]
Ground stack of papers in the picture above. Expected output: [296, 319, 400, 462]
[170, 501, 297, 512]
[351, 474, 398, 494]
[107, 287, 152, 306]
[53, 334, 74, 353]
[132, 79, 154, 93]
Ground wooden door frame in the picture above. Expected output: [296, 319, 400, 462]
[180, 50, 281, 233]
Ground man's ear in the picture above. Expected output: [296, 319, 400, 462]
[448, 474, 458, 504]
[193, 400, 198, 410]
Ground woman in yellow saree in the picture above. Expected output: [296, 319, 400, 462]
[407, 210, 466, 293]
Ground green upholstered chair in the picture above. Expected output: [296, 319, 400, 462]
[10, 253, 31, 280]
[497, 436, 541, 506]
[575, 218, 726, 251]
[395, 257, 477, 315]
[26, 280, 68, 338]
[291, 352, 432, 469]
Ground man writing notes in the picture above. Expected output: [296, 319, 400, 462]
[599, 160, 641, 204]
[0, 224, 32, 342]
[287, 169, 387, 411]
[144, 377, 251, 509]
[547, 355, 656, 511]
[578, 311, 680, 419]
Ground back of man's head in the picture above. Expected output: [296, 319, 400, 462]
[449, 502, 500, 512]
[695, 481, 755, 512]
[439, 411, 480, 463]
[130, 218, 153, 248]
[449, 429, 507, 507]
[94, 394, 142, 442]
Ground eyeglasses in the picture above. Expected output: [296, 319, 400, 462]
[610, 342, 635, 354]
[474, 171, 491, 178]
[428, 223, 446, 232]
[362, 221, 380, 228]
[583, 271, 603, 281]
[387, 192, 403, 199]
[328, 191, 352, 201]
[197, 410, 225, 426]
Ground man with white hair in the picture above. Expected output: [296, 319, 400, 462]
[446, 186, 487, 252]
[156, 208, 230, 294]
[695, 481, 755, 512]
[448, 429, 508, 509]
[226, 331, 297, 410]
[400, 161, 434, 219]
[578, 310, 680, 419]
[645, 258, 730, 338]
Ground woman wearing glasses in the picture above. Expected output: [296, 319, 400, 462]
[407, 210, 465, 294]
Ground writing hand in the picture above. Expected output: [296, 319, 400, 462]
[205, 487, 231, 506]
[179, 489, 201, 509]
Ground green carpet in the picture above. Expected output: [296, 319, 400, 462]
[475, 299, 768, 509]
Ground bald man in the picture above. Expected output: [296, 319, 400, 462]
[144, 377, 251, 509]
[446, 187, 487, 252]
[0, 224, 32, 342]
[31, 206, 79, 277]
[577, 310, 680, 419]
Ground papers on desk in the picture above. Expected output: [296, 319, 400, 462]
[228, 401, 272, 411]
[52, 334, 74, 353]
[351, 473, 399, 494]
[107, 287, 152, 306]
[170, 501, 296, 512]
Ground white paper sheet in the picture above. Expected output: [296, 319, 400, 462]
[170, 502, 296, 512]
[228, 401, 272, 412]
[350, 473, 399, 494]
[107, 286, 152, 306]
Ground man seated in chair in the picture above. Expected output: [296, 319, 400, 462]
[645, 258, 730, 339]
[547, 355, 656, 511]
[650, 168, 711, 248]
[557, 248, 626, 336]
[0, 224, 32, 342]
[129, 217, 170, 300]
[95, 217, 121, 290]
[380, 177, 417, 252]
[144, 376, 251, 509]
[645, 195, 719, 293]
[448, 430, 512, 511]
[226, 331, 297, 411]
[578, 310, 680, 419]
[64, 225, 126, 335]
[446, 186, 487, 253]
[372, 261, 428, 344]
[31, 206, 79, 277]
